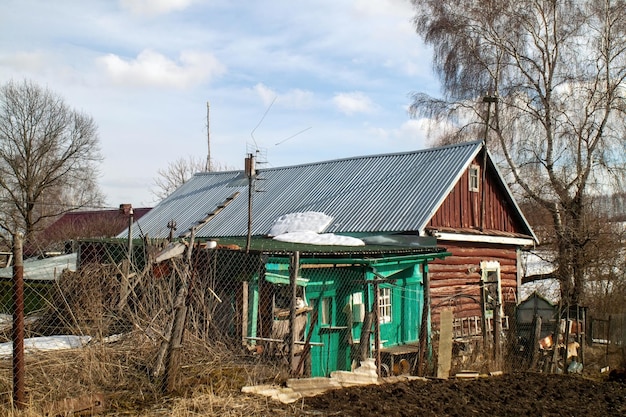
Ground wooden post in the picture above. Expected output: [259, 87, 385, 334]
[479, 279, 489, 350]
[162, 230, 196, 393]
[493, 299, 502, 362]
[564, 305, 571, 373]
[295, 307, 319, 376]
[579, 306, 585, 367]
[163, 283, 188, 392]
[241, 281, 248, 345]
[550, 303, 563, 373]
[606, 315, 611, 362]
[437, 308, 453, 379]
[359, 310, 374, 362]
[530, 315, 542, 370]
[418, 263, 430, 376]
[12, 233, 25, 410]
[118, 205, 133, 310]
[373, 280, 381, 376]
[288, 251, 300, 374]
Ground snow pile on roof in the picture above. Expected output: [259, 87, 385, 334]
[273, 231, 365, 246]
[268, 211, 333, 236]
[269, 212, 365, 246]
[0, 335, 92, 357]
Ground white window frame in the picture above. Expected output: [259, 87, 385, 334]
[320, 297, 332, 326]
[480, 260, 502, 318]
[378, 287, 392, 324]
[469, 164, 480, 192]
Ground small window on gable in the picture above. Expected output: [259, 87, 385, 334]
[469, 164, 480, 192]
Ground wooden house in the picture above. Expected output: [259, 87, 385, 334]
[129, 140, 536, 340]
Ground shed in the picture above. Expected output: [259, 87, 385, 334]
[516, 292, 557, 346]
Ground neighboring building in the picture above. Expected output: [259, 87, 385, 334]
[0, 253, 77, 281]
[34, 206, 151, 255]
[129, 141, 537, 335]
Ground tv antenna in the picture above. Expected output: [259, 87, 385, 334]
[205, 101, 211, 172]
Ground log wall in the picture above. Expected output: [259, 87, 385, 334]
[429, 240, 519, 330]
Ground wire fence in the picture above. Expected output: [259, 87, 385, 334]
[0, 235, 619, 413]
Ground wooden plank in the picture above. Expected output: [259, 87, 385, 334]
[437, 308, 454, 379]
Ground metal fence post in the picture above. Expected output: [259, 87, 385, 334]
[289, 251, 300, 374]
[12, 232, 25, 409]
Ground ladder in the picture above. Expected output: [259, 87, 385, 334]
[179, 191, 240, 238]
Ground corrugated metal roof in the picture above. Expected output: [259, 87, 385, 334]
[128, 141, 522, 239]
[0, 253, 77, 281]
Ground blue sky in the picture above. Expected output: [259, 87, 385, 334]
[1, 0, 440, 207]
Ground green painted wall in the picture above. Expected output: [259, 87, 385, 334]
[247, 259, 427, 377]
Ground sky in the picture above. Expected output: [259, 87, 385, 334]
[1, 0, 440, 208]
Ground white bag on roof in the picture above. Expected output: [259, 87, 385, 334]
[268, 211, 333, 237]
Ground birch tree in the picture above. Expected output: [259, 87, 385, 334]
[411, 0, 626, 304]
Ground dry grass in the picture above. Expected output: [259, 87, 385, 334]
[0, 332, 294, 416]
[0, 256, 296, 416]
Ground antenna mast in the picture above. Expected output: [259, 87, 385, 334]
[205, 101, 211, 172]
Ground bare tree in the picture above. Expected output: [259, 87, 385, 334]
[0, 80, 103, 250]
[152, 155, 231, 201]
[411, 0, 626, 304]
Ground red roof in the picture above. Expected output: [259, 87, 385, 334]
[35, 208, 152, 252]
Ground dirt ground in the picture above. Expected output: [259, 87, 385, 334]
[287, 373, 626, 417]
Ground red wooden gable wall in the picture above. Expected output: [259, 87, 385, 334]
[428, 154, 526, 235]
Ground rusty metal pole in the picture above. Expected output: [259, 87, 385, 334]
[480, 94, 497, 232]
[12, 233, 25, 409]
[245, 154, 255, 253]
[288, 251, 300, 375]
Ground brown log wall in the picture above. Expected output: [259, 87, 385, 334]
[429, 241, 519, 330]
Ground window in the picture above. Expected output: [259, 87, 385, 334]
[480, 261, 502, 318]
[469, 164, 480, 192]
[378, 287, 392, 323]
[320, 297, 332, 325]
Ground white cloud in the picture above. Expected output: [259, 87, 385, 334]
[119, 0, 196, 16]
[398, 118, 429, 138]
[97, 49, 225, 89]
[332, 92, 375, 115]
[365, 119, 438, 148]
[367, 126, 391, 140]
[352, 0, 413, 18]
[253, 83, 314, 109]
[392, 118, 443, 145]
[0, 51, 49, 73]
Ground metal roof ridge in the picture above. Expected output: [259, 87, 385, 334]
[253, 140, 485, 173]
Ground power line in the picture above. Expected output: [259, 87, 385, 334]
[275, 126, 312, 146]
[250, 96, 277, 150]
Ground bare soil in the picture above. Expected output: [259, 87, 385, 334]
[289, 373, 626, 417]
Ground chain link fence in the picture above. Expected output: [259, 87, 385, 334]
[0, 236, 617, 413]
